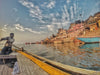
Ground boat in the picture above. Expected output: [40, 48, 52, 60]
[0, 48, 100, 75]
[77, 36, 100, 43]
[0, 50, 49, 75]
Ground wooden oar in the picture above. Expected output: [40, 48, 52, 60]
[12, 44, 24, 51]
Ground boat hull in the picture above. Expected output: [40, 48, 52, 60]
[77, 37, 100, 43]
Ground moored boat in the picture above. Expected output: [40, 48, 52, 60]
[77, 36, 100, 43]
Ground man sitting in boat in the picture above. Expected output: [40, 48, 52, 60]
[0, 33, 15, 55]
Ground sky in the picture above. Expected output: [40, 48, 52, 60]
[0, 0, 100, 43]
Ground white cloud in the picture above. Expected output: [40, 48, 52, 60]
[52, 17, 57, 22]
[52, 19, 70, 29]
[61, 5, 71, 28]
[47, 1, 56, 9]
[66, 0, 70, 4]
[40, 26, 46, 29]
[39, 16, 70, 32]
[0, 24, 8, 32]
[15, 24, 25, 31]
[70, 6, 74, 19]
[47, 25, 54, 31]
[41, 2, 47, 7]
[15, 24, 44, 34]
[73, 3, 77, 15]
[39, 5, 71, 32]
[19, 0, 44, 23]
[25, 28, 41, 34]
[55, 6, 71, 28]
[40, 4, 71, 32]
[64, 5, 70, 21]
[18, 0, 71, 34]
[19, 0, 34, 8]
[50, 13, 54, 17]
[40, 24, 54, 32]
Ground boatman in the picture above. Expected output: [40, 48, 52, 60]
[0, 33, 15, 55]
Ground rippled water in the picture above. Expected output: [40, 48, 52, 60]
[0, 43, 100, 71]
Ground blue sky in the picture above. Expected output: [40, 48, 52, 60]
[0, 0, 100, 42]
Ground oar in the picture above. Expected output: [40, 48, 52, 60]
[12, 44, 24, 51]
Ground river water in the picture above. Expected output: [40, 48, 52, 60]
[0, 43, 100, 71]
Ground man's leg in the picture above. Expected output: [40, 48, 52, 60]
[1, 47, 7, 55]
[0, 47, 8, 64]
[7, 47, 12, 55]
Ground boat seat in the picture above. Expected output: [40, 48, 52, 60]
[0, 55, 16, 59]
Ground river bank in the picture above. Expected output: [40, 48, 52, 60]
[38, 12, 100, 45]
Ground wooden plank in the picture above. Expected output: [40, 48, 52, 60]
[17, 53, 49, 75]
[17, 55, 28, 75]
[0, 55, 16, 59]
[17, 51, 70, 75]
[0, 65, 4, 75]
[0, 65, 12, 75]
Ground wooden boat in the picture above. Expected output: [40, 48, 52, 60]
[0, 49, 100, 75]
[0, 54, 17, 75]
[0, 51, 49, 75]
[77, 36, 100, 43]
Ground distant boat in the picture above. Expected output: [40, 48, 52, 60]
[77, 36, 100, 43]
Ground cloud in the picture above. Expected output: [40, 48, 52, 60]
[40, 20, 70, 33]
[39, 4, 71, 32]
[73, 3, 77, 15]
[52, 19, 70, 29]
[50, 13, 54, 17]
[39, 24, 54, 32]
[66, 0, 70, 4]
[39, 15, 70, 32]
[70, 6, 74, 19]
[63, 5, 70, 21]
[47, 1, 56, 9]
[89, 1, 100, 16]
[18, 0, 73, 34]
[61, 5, 71, 28]
[0, 24, 8, 32]
[19, 0, 44, 23]
[25, 28, 42, 34]
[40, 26, 46, 29]
[19, 0, 34, 8]
[41, 2, 48, 7]
[15, 24, 44, 34]
[47, 25, 54, 31]
[15, 24, 25, 31]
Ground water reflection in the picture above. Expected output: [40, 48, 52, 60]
[16, 43, 100, 71]
[0, 43, 100, 71]
[20, 43, 100, 71]
[80, 43, 100, 49]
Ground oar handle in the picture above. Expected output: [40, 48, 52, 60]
[12, 44, 24, 51]
[12, 44, 20, 49]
